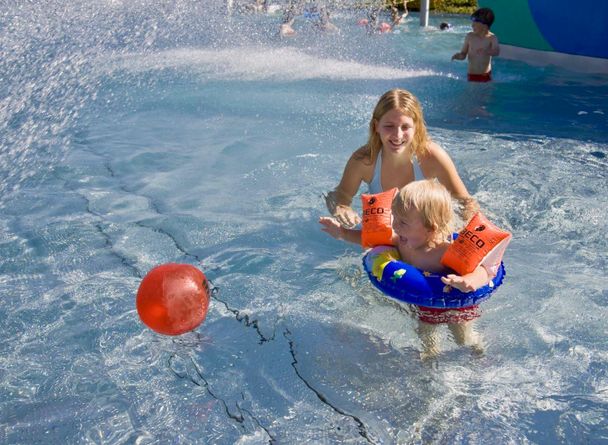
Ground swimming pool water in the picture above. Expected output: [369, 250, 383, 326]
[1, 2, 607, 443]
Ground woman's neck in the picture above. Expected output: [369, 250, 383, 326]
[381, 145, 414, 164]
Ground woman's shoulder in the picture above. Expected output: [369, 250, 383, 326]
[419, 140, 450, 163]
[418, 140, 459, 179]
[350, 144, 375, 164]
[352, 144, 370, 157]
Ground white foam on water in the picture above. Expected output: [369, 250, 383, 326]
[106, 46, 442, 81]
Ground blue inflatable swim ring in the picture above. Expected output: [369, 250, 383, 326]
[362, 245, 505, 309]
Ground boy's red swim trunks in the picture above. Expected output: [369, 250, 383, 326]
[468, 71, 492, 82]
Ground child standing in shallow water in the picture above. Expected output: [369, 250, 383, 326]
[320, 180, 492, 359]
[451, 8, 499, 82]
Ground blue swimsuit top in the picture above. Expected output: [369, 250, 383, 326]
[367, 152, 426, 194]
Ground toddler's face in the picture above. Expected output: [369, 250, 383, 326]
[392, 207, 431, 250]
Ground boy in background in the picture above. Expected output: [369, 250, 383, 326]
[452, 8, 499, 82]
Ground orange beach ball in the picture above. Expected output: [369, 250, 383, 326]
[136, 263, 210, 335]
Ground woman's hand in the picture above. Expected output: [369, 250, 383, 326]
[333, 205, 361, 228]
[457, 196, 480, 224]
[324, 191, 361, 228]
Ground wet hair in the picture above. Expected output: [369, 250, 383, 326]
[392, 179, 454, 239]
[360, 89, 430, 164]
[439, 22, 451, 30]
[471, 8, 495, 28]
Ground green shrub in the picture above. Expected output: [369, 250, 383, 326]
[349, 0, 477, 14]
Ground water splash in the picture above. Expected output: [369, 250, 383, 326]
[0, 0, 239, 204]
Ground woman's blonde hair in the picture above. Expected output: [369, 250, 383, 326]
[357, 89, 431, 164]
[392, 179, 454, 239]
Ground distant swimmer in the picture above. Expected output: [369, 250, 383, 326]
[439, 22, 452, 30]
[378, 22, 392, 33]
[279, 1, 298, 37]
[365, 6, 379, 34]
[362, 3, 403, 34]
[390, 0, 408, 27]
[279, 1, 338, 36]
[390, 7, 404, 27]
[280, 22, 296, 37]
[312, 7, 337, 32]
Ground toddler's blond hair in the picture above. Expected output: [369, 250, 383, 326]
[392, 179, 454, 239]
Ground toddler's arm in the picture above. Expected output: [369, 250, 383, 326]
[319, 216, 362, 245]
[440, 264, 493, 292]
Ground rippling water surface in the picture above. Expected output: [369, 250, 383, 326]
[1, 1, 607, 443]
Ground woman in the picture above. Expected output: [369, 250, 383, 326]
[325, 89, 478, 227]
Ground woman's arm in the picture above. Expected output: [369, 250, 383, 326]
[325, 149, 370, 228]
[456, 196, 480, 223]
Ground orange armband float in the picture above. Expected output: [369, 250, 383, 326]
[441, 212, 512, 276]
[361, 188, 398, 248]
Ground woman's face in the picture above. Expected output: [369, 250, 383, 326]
[392, 207, 431, 250]
[374, 108, 415, 155]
